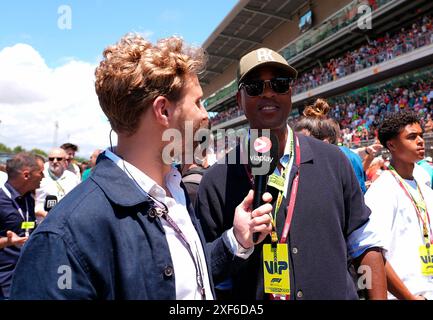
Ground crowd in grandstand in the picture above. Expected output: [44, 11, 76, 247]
[210, 13, 433, 138]
[209, 107, 243, 126]
[211, 80, 433, 149]
[293, 14, 433, 94]
[327, 80, 433, 146]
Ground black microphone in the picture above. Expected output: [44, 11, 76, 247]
[44, 195, 58, 213]
[248, 131, 279, 243]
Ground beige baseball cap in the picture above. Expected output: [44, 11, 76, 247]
[237, 48, 297, 84]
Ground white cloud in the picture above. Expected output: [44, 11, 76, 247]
[0, 43, 114, 158]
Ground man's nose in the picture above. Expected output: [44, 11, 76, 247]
[261, 81, 275, 98]
[200, 104, 209, 122]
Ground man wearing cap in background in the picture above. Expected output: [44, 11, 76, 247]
[196, 48, 387, 300]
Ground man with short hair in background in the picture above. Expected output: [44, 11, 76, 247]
[0, 152, 44, 299]
[60, 143, 81, 181]
[81, 149, 103, 181]
[365, 111, 433, 299]
[34, 148, 80, 222]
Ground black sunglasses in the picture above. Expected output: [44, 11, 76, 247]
[48, 157, 64, 162]
[239, 77, 293, 97]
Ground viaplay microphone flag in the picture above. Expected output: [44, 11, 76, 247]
[248, 130, 279, 243]
[44, 195, 58, 212]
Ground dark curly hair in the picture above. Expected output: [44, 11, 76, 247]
[378, 111, 420, 150]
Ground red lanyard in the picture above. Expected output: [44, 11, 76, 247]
[244, 134, 301, 243]
[270, 135, 300, 301]
[387, 166, 433, 244]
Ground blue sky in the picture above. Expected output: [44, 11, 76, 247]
[0, 0, 237, 66]
[0, 1, 237, 156]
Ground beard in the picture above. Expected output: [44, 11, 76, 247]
[49, 165, 64, 179]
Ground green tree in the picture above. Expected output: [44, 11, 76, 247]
[31, 148, 48, 157]
[12, 146, 26, 154]
[0, 143, 12, 153]
[75, 156, 88, 164]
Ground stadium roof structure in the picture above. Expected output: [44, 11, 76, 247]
[200, 0, 306, 85]
[201, 0, 433, 89]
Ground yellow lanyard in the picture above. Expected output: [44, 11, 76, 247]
[270, 130, 296, 243]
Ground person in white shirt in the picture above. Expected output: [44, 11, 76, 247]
[365, 111, 433, 300]
[34, 148, 80, 222]
[0, 171, 7, 187]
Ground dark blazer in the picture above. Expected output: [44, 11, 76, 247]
[0, 184, 36, 293]
[196, 134, 371, 300]
[10, 155, 241, 299]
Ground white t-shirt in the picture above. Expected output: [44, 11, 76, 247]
[364, 165, 433, 299]
[35, 168, 81, 216]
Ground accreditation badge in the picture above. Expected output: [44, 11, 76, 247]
[263, 243, 290, 295]
[21, 221, 35, 230]
[267, 174, 285, 192]
[419, 245, 433, 276]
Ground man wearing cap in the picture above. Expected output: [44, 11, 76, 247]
[196, 48, 387, 300]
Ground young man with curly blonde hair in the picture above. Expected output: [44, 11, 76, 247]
[10, 34, 273, 300]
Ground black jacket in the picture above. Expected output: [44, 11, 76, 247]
[195, 134, 371, 300]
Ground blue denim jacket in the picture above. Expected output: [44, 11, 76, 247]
[10, 155, 241, 299]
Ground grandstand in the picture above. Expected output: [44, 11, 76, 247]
[201, 0, 433, 157]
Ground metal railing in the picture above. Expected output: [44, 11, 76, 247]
[344, 132, 433, 156]
[281, 0, 393, 61]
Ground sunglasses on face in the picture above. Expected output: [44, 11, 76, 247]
[239, 77, 293, 97]
[49, 157, 64, 162]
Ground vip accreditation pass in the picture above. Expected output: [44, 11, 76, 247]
[263, 243, 290, 295]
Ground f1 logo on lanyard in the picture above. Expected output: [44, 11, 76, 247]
[263, 243, 290, 297]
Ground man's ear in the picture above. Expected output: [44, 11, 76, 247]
[236, 91, 244, 112]
[152, 96, 170, 126]
[387, 139, 396, 152]
[22, 169, 30, 180]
